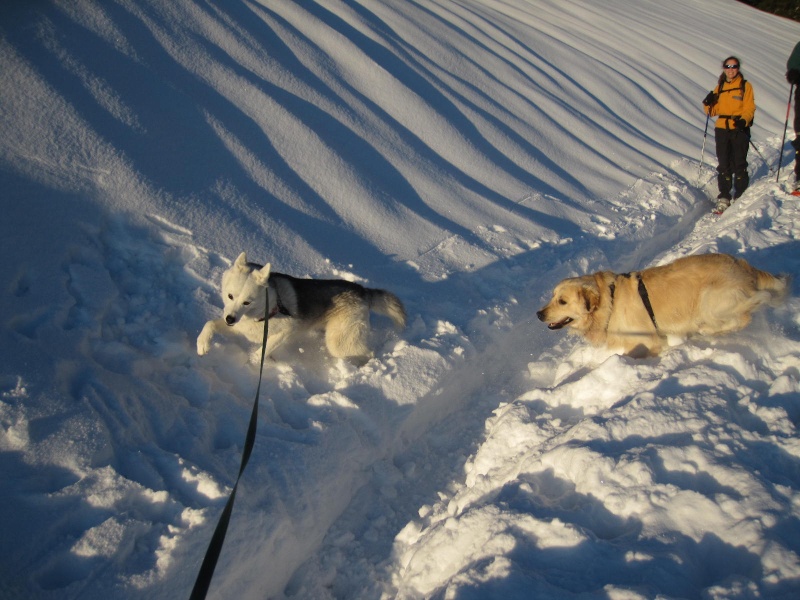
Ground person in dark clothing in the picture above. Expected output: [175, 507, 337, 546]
[702, 56, 756, 211]
[786, 41, 800, 194]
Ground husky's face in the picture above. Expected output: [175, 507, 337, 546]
[220, 252, 272, 326]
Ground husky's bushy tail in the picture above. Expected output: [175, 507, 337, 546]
[367, 289, 407, 329]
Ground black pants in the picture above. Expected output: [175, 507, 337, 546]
[793, 84, 800, 179]
[715, 127, 749, 199]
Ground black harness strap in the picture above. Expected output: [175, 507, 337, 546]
[274, 289, 291, 317]
[259, 287, 291, 322]
[616, 273, 659, 331]
[636, 277, 658, 330]
[190, 287, 270, 600]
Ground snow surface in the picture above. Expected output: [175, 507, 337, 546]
[2, 0, 800, 598]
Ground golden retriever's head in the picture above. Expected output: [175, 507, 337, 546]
[537, 276, 601, 332]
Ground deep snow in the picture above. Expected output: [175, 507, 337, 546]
[2, 0, 800, 598]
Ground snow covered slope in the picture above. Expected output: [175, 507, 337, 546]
[1, 0, 799, 598]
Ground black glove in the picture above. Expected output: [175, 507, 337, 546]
[702, 92, 718, 107]
[787, 69, 800, 85]
[734, 117, 747, 130]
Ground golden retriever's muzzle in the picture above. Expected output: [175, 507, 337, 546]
[536, 310, 573, 330]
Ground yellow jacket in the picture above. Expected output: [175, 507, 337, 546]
[704, 74, 755, 129]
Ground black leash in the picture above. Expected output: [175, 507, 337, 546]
[190, 288, 270, 600]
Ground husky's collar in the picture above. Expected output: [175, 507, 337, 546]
[610, 273, 659, 331]
[258, 289, 291, 322]
[258, 306, 284, 322]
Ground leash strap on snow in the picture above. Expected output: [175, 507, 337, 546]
[189, 290, 270, 600]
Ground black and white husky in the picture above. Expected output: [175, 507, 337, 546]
[196, 252, 406, 363]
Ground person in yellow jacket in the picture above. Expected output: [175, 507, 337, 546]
[702, 56, 756, 211]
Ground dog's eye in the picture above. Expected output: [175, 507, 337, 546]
[228, 294, 234, 300]
[243, 301, 251, 306]
[558, 298, 567, 305]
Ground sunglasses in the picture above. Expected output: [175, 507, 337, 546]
[724, 64, 739, 69]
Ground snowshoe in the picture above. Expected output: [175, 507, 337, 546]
[712, 199, 730, 215]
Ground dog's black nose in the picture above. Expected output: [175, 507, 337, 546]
[225, 315, 236, 325]
[536, 310, 545, 321]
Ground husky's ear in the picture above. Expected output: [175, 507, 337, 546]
[252, 263, 272, 287]
[234, 252, 249, 270]
[581, 281, 601, 313]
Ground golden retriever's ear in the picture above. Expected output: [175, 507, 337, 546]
[581, 282, 601, 313]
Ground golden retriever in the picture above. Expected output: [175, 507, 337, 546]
[537, 253, 788, 357]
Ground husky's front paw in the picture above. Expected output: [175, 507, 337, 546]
[197, 323, 214, 355]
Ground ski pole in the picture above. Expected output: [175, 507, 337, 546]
[748, 139, 772, 173]
[776, 83, 794, 183]
[697, 113, 710, 187]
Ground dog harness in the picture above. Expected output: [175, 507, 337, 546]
[611, 273, 659, 331]
[258, 290, 291, 321]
